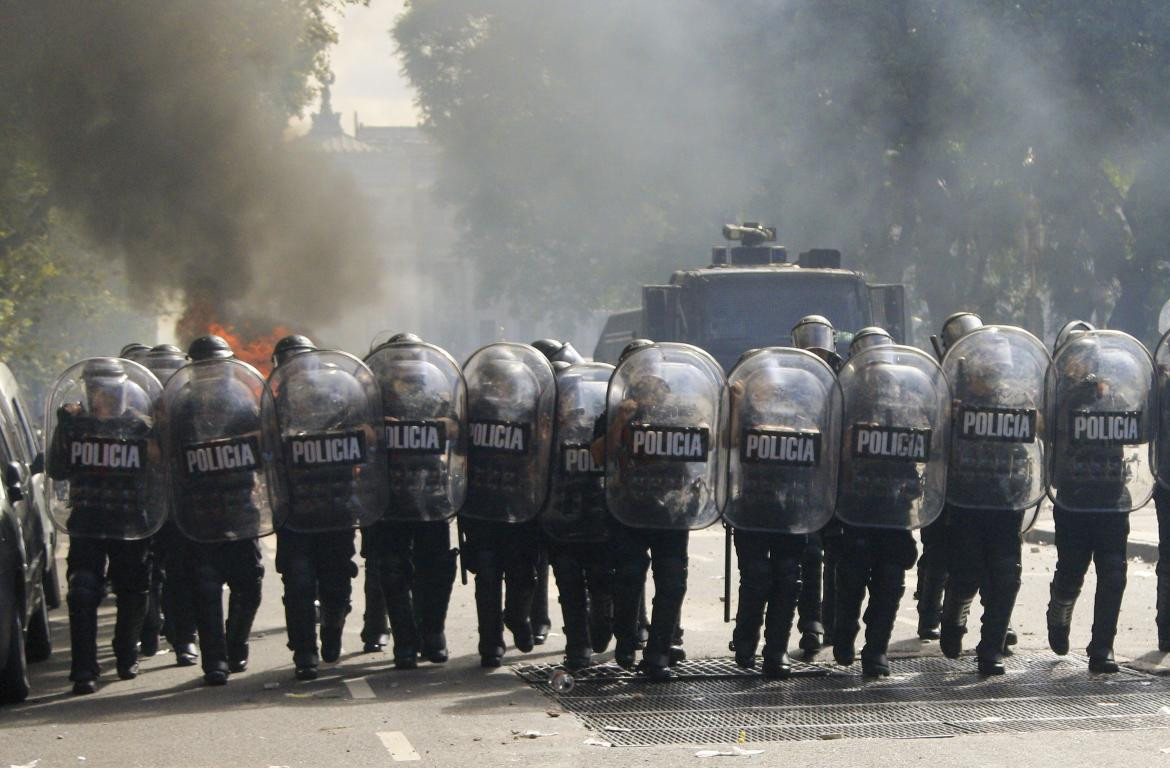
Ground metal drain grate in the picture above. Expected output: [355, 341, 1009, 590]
[514, 653, 1170, 746]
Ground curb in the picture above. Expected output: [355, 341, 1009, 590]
[1024, 528, 1161, 564]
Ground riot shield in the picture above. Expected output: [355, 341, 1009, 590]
[1046, 330, 1155, 512]
[44, 358, 165, 539]
[543, 362, 614, 543]
[161, 358, 280, 542]
[943, 325, 1050, 511]
[461, 343, 556, 523]
[268, 350, 388, 532]
[365, 341, 467, 521]
[837, 345, 948, 530]
[605, 343, 728, 530]
[1153, 329, 1170, 489]
[725, 348, 840, 534]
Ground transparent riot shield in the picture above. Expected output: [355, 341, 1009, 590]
[543, 362, 614, 543]
[44, 358, 165, 539]
[837, 345, 949, 530]
[725, 348, 840, 534]
[605, 343, 728, 530]
[943, 325, 1050, 511]
[365, 341, 467, 521]
[143, 353, 187, 385]
[1047, 330, 1155, 512]
[161, 358, 280, 542]
[461, 343, 556, 523]
[268, 350, 388, 532]
[1153, 329, 1170, 490]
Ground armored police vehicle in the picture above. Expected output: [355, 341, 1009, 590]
[593, 224, 910, 371]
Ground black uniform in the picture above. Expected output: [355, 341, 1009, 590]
[1156, 484, 1170, 651]
[374, 518, 458, 667]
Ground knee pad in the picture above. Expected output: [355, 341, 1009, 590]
[1097, 555, 1128, 591]
[988, 559, 1023, 591]
[654, 558, 688, 602]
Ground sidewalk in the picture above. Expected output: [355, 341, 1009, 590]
[1024, 500, 1161, 563]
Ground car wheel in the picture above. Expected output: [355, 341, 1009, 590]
[0, 602, 30, 704]
[25, 586, 51, 663]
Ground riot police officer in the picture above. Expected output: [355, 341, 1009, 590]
[937, 318, 1049, 675]
[834, 329, 948, 677]
[599, 340, 726, 680]
[1046, 323, 1154, 673]
[541, 356, 615, 669]
[364, 333, 464, 670]
[461, 343, 556, 667]
[789, 315, 843, 651]
[164, 335, 271, 685]
[119, 343, 152, 365]
[726, 338, 840, 678]
[269, 336, 386, 680]
[46, 357, 163, 695]
[1153, 326, 1170, 652]
[139, 344, 199, 666]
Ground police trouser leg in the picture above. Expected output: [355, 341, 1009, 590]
[1049, 506, 1092, 655]
[732, 532, 770, 666]
[224, 540, 264, 672]
[501, 522, 540, 652]
[833, 533, 869, 666]
[66, 539, 106, 683]
[584, 548, 614, 654]
[474, 561, 505, 662]
[916, 515, 948, 639]
[317, 532, 357, 664]
[610, 524, 651, 666]
[764, 536, 804, 669]
[861, 556, 907, 673]
[141, 536, 164, 655]
[106, 539, 151, 675]
[821, 532, 841, 643]
[413, 522, 456, 661]
[278, 533, 319, 663]
[1156, 486, 1170, 650]
[550, 545, 591, 667]
[1087, 514, 1130, 664]
[531, 542, 551, 643]
[975, 512, 1024, 663]
[939, 511, 981, 659]
[193, 556, 229, 677]
[644, 531, 689, 671]
[362, 556, 389, 646]
[381, 526, 420, 664]
[161, 525, 197, 650]
[797, 533, 823, 642]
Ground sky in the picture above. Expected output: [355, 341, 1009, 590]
[293, 0, 420, 133]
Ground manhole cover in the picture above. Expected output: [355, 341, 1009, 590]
[514, 652, 1170, 745]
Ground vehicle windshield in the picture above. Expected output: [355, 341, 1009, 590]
[699, 273, 867, 369]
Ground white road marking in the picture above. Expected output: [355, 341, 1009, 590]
[378, 731, 421, 761]
[344, 676, 376, 699]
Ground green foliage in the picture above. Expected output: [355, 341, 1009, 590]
[395, 0, 1170, 344]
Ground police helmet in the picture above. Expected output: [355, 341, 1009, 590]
[119, 343, 151, 363]
[792, 315, 835, 353]
[618, 339, 655, 365]
[940, 312, 984, 352]
[188, 335, 234, 362]
[848, 327, 893, 358]
[531, 339, 563, 361]
[551, 360, 573, 373]
[1054, 320, 1095, 354]
[389, 332, 422, 345]
[271, 334, 316, 368]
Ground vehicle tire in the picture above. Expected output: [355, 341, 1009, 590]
[25, 585, 51, 663]
[0, 601, 30, 704]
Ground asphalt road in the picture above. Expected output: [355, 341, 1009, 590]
[5, 524, 1170, 768]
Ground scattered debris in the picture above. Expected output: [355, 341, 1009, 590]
[584, 739, 612, 748]
[10, 760, 39, 768]
[512, 730, 558, 739]
[263, 682, 281, 690]
[694, 746, 764, 758]
[546, 711, 561, 718]
[603, 726, 634, 733]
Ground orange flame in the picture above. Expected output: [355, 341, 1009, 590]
[206, 321, 292, 377]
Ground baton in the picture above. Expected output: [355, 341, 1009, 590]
[457, 518, 469, 586]
[930, 334, 944, 361]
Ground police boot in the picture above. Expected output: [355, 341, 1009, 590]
[283, 582, 319, 679]
[475, 566, 506, 667]
[1046, 583, 1078, 656]
[1087, 560, 1126, 674]
[588, 587, 614, 654]
[975, 560, 1021, 676]
[732, 559, 769, 669]
[669, 624, 687, 666]
[641, 558, 686, 681]
[560, 593, 594, 671]
[798, 543, 824, 653]
[637, 590, 651, 650]
[361, 557, 390, 652]
[416, 548, 457, 664]
[226, 589, 261, 673]
[938, 588, 974, 660]
[504, 574, 537, 655]
[531, 552, 551, 646]
[831, 561, 865, 667]
[113, 590, 149, 680]
[68, 571, 103, 692]
[1156, 573, 1170, 652]
[915, 565, 946, 641]
[381, 555, 420, 668]
[821, 538, 840, 646]
[194, 574, 230, 685]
